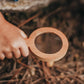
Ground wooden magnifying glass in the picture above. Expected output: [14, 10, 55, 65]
[25, 27, 69, 67]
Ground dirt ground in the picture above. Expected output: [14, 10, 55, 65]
[0, 0, 84, 84]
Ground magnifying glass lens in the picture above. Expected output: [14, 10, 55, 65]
[35, 33, 62, 54]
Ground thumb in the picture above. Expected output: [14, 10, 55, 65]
[19, 30, 27, 38]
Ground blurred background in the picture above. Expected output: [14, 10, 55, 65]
[0, 0, 84, 84]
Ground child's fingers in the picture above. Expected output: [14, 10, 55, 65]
[0, 53, 5, 60]
[13, 49, 21, 58]
[5, 52, 13, 59]
[19, 41, 29, 57]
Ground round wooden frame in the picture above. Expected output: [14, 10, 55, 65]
[26, 27, 69, 63]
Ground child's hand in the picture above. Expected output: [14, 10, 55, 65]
[0, 13, 29, 60]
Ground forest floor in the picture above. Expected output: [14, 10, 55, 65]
[0, 0, 84, 84]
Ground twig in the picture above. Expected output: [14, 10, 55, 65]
[32, 78, 44, 84]
[18, 12, 41, 27]
[7, 67, 23, 84]
[0, 74, 13, 79]
[42, 62, 55, 83]
[0, 80, 18, 83]
[40, 7, 62, 26]
[19, 69, 29, 84]
[45, 7, 62, 19]
[17, 59, 32, 69]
